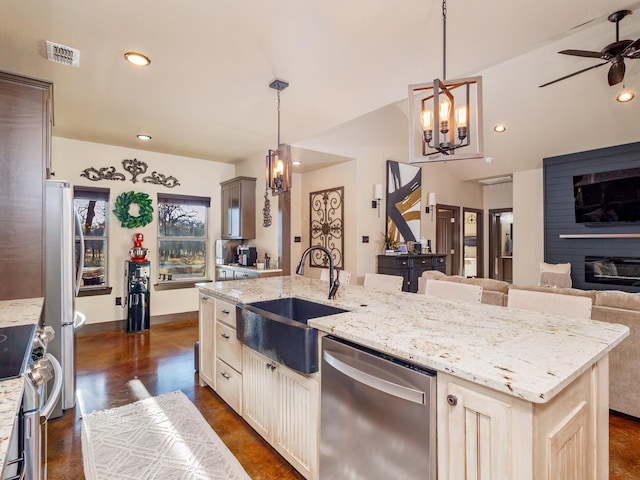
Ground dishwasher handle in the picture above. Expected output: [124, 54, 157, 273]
[323, 350, 426, 405]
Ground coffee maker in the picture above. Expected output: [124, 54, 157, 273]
[237, 245, 257, 266]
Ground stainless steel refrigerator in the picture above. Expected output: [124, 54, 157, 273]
[44, 180, 86, 419]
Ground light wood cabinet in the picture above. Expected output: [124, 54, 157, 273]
[198, 294, 216, 388]
[220, 176, 256, 240]
[243, 347, 319, 480]
[0, 71, 52, 300]
[437, 356, 608, 479]
[213, 298, 243, 415]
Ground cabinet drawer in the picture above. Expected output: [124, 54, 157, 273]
[216, 322, 242, 372]
[216, 300, 236, 327]
[412, 257, 432, 267]
[216, 358, 242, 415]
[378, 255, 409, 269]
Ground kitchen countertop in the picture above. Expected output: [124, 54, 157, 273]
[197, 276, 629, 404]
[216, 264, 282, 275]
[0, 297, 44, 475]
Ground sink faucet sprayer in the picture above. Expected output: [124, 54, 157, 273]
[295, 246, 340, 300]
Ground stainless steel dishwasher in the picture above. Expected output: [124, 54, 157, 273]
[320, 335, 436, 479]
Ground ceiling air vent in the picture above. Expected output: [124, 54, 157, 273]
[478, 175, 513, 185]
[46, 41, 80, 67]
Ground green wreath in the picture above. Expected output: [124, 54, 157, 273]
[113, 191, 153, 228]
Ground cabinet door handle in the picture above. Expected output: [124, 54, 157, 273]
[221, 371, 231, 380]
[265, 362, 276, 371]
[221, 309, 230, 315]
[447, 394, 458, 406]
[221, 333, 230, 339]
[200, 296, 210, 302]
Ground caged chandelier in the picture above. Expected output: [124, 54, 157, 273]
[408, 0, 484, 163]
[266, 79, 292, 195]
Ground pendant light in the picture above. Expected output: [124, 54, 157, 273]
[408, 0, 484, 163]
[266, 79, 292, 195]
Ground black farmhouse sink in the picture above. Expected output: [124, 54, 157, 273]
[237, 297, 348, 374]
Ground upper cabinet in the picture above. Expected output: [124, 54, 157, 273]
[0, 71, 52, 300]
[220, 177, 256, 240]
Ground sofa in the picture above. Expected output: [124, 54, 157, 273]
[418, 270, 640, 419]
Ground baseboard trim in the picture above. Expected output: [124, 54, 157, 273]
[78, 311, 198, 336]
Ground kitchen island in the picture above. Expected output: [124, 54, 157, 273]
[198, 276, 629, 479]
[0, 298, 44, 476]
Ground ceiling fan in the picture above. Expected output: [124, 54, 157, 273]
[539, 9, 640, 88]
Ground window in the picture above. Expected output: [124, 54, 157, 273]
[157, 194, 210, 283]
[74, 187, 109, 290]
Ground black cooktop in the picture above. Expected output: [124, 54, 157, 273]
[0, 324, 36, 381]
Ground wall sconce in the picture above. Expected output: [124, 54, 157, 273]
[372, 183, 384, 217]
[425, 192, 437, 220]
[265, 79, 292, 195]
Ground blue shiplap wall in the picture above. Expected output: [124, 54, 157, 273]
[543, 141, 640, 292]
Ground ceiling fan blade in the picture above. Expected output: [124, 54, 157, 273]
[622, 38, 640, 57]
[608, 61, 625, 86]
[559, 49, 605, 59]
[539, 62, 608, 88]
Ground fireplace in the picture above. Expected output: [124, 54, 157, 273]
[585, 256, 640, 287]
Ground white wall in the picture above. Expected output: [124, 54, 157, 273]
[52, 137, 235, 324]
[512, 169, 544, 286]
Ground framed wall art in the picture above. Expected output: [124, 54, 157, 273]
[309, 186, 344, 268]
[386, 160, 421, 244]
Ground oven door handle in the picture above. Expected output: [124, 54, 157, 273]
[40, 353, 63, 420]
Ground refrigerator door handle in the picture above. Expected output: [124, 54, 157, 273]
[73, 311, 86, 330]
[74, 205, 85, 296]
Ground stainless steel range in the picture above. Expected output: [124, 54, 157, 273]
[1, 323, 62, 480]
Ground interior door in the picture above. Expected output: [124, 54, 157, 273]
[463, 208, 483, 278]
[488, 209, 513, 281]
[436, 205, 460, 276]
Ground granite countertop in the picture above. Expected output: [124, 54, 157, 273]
[197, 277, 629, 404]
[216, 264, 283, 275]
[0, 298, 44, 475]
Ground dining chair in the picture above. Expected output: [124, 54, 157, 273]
[424, 279, 483, 303]
[507, 288, 592, 319]
[320, 269, 351, 285]
[363, 273, 404, 292]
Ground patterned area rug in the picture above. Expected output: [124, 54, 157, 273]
[81, 390, 251, 480]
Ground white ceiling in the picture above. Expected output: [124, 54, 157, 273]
[1, 0, 639, 180]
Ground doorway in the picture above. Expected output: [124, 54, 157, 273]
[463, 208, 483, 278]
[436, 205, 460, 276]
[489, 208, 513, 282]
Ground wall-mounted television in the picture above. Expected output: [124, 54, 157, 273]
[574, 166, 640, 224]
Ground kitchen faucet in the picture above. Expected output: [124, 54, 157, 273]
[295, 246, 340, 299]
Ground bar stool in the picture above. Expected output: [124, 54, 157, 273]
[363, 273, 404, 292]
[424, 279, 483, 303]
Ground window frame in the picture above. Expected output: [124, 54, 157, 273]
[74, 186, 110, 294]
[156, 193, 211, 285]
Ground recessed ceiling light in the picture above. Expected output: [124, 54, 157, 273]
[292, 161, 302, 166]
[493, 125, 506, 133]
[124, 52, 151, 66]
[137, 134, 152, 141]
[616, 91, 634, 103]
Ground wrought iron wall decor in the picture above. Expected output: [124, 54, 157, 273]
[80, 166, 125, 182]
[309, 186, 344, 269]
[262, 186, 272, 227]
[80, 159, 180, 188]
[386, 160, 421, 245]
